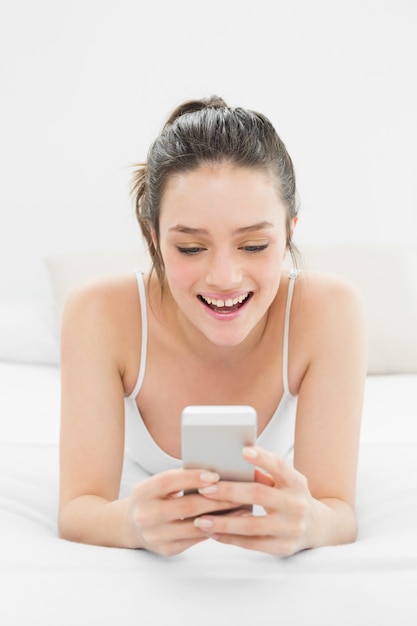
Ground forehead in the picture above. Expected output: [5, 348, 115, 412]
[159, 164, 286, 227]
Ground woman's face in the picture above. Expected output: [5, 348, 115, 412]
[157, 164, 291, 349]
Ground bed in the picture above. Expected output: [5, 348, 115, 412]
[1, 243, 417, 625]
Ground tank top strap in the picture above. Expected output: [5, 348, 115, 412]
[128, 271, 148, 399]
[282, 269, 301, 395]
[128, 269, 299, 400]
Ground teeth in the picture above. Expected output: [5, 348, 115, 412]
[201, 293, 249, 308]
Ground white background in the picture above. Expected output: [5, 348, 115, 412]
[1, 0, 416, 299]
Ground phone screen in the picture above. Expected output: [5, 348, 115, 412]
[181, 405, 257, 481]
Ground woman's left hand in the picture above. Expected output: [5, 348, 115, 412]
[194, 446, 317, 556]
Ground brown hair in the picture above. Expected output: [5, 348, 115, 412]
[132, 96, 299, 285]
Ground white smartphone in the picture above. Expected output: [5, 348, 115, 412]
[181, 405, 257, 481]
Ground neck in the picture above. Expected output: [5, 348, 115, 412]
[148, 274, 274, 366]
[177, 302, 270, 368]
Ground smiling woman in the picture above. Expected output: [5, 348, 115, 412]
[58, 96, 367, 557]
[155, 164, 288, 348]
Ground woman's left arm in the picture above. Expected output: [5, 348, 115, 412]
[288, 274, 368, 548]
[194, 275, 368, 555]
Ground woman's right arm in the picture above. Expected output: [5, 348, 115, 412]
[58, 278, 142, 547]
[58, 279, 228, 554]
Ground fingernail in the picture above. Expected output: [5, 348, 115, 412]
[170, 490, 184, 498]
[198, 484, 218, 495]
[200, 471, 220, 483]
[194, 517, 214, 530]
[243, 446, 258, 459]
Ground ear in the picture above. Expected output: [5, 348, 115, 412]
[290, 216, 298, 239]
[285, 216, 298, 257]
[151, 229, 158, 249]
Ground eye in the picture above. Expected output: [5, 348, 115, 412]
[240, 244, 269, 253]
[176, 246, 206, 256]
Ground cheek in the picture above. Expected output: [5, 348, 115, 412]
[163, 252, 197, 292]
[261, 248, 285, 278]
[257, 255, 285, 297]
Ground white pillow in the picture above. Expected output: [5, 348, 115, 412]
[45, 244, 417, 375]
[297, 243, 417, 375]
[45, 247, 151, 325]
[0, 298, 59, 365]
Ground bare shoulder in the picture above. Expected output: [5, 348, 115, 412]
[289, 270, 368, 378]
[62, 273, 140, 326]
[294, 270, 366, 322]
[61, 273, 142, 386]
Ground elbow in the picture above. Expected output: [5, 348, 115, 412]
[314, 498, 358, 548]
[57, 501, 85, 544]
[57, 508, 76, 543]
[347, 512, 359, 545]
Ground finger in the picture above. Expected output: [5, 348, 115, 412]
[254, 468, 275, 487]
[194, 510, 304, 541]
[198, 478, 274, 510]
[243, 447, 303, 489]
[198, 477, 306, 517]
[194, 510, 268, 537]
[136, 488, 243, 527]
[140, 518, 210, 548]
[134, 468, 220, 500]
[212, 532, 300, 557]
[141, 528, 209, 557]
[154, 537, 208, 557]
[174, 492, 248, 521]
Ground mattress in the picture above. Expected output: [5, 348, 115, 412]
[1, 362, 416, 625]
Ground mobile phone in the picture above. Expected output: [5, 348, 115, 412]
[181, 405, 257, 481]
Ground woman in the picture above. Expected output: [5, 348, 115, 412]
[58, 96, 367, 556]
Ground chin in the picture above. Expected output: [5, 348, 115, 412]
[200, 322, 257, 349]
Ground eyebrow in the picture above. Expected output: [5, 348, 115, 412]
[168, 220, 275, 235]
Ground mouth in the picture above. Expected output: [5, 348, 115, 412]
[197, 292, 253, 313]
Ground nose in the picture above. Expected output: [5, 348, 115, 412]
[205, 250, 242, 289]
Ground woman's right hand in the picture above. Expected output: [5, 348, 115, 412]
[130, 469, 238, 555]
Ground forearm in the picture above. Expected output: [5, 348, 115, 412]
[306, 497, 358, 550]
[58, 495, 141, 549]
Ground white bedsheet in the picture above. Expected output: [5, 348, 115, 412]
[1, 362, 417, 625]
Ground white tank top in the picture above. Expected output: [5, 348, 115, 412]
[124, 270, 299, 474]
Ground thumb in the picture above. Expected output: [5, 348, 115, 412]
[254, 468, 274, 487]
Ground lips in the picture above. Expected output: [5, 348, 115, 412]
[198, 292, 253, 313]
